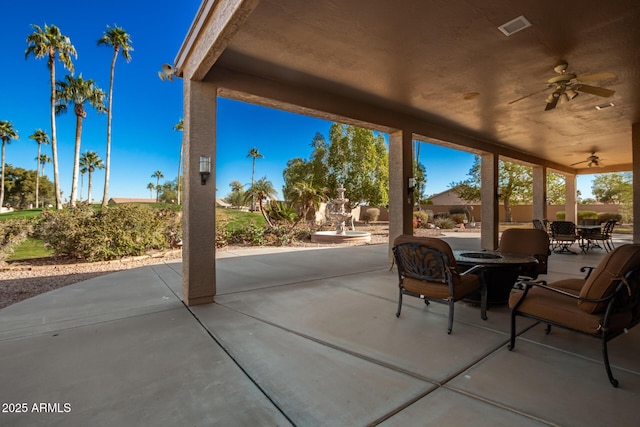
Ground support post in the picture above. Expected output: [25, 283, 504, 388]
[182, 79, 217, 306]
[388, 130, 414, 258]
[532, 165, 547, 222]
[481, 153, 499, 250]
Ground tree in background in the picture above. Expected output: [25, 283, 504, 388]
[247, 147, 263, 210]
[413, 140, 428, 207]
[98, 25, 133, 208]
[29, 129, 49, 208]
[25, 24, 77, 210]
[0, 121, 19, 209]
[225, 180, 245, 209]
[158, 180, 178, 204]
[55, 74, 106, 206]
[151, 170, 164, 202]
[2, 164, 54, 209]
[451, 155, 565, 222]
[38, 154, 51, 178]
[146, 182, 155, 199]
[244, 177, 277, 227]
[546, 171, 566, 204]
[282, 132, 330, 200]
[288, 181, 328, 225]
[173, 118, 184, 205]
[327, 124, 389, 207]
[592, 172, 632, 204]
[79, 151, 104, 203]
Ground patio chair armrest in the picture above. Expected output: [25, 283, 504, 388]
[580, 266, 596, 279]
[519, 280, 581, 300]
[460, 264, 484, 276]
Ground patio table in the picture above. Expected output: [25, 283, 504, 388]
[576, 224, 603, 253]
[454, 250, 537, 305]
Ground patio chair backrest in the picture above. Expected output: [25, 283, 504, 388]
[393, 235, 459, 270]
[551, 221, 576, 236]
[602, 219, 616, 237]
[499, 228, 549, 276]
[578, 244, 640, 314]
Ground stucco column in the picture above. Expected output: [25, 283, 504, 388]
[532, 165, 547, 221]
[182, 79, 217, 306]
[481, 153, 499, 250]
[633, 122, 640, 244]
[565, 173, 577, 223]
[388, 130, 414, 257]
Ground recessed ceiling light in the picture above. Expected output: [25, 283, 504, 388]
[498, 15, 532, 37]
[595, 102, 615, 110]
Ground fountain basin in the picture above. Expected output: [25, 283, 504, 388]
[311, 231, 371, 244]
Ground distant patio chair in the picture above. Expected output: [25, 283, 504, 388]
[509, 244, 640, 387]
[392, 235, 487, 334]
[550, 221, 578, 254]
[499, 228, 549, 283]
[588, 219, 617, 252]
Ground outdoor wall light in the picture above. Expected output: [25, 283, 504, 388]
[408, 177, 416, 193]
[199, 156, 211, 185]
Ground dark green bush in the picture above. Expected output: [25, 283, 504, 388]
[450, 213, 467, 224]
[434, 218, 456, 229]
[598, 212, 622, 223]
[434, 212, 450, 220]
[37, 204, 182, 261]
[577, 211, 598, 220]
[362, 207, 381, 223]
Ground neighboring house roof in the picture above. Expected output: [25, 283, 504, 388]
[428, 188, 479, 205]
[108, 198, 156, 204]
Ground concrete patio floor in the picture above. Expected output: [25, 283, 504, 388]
[1, 232, 638, 426]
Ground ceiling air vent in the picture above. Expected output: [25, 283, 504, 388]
[498, 15, 531, 36]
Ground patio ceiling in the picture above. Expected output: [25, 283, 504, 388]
[185, 0, 640, 174]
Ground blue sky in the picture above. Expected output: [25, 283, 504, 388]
[2, 0, 596, 202]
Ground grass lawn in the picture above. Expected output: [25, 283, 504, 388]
[7, 237, 53, 261]
[0, 209, 43, 221]
[217, 208, 266, 231]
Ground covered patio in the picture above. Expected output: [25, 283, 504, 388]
[1, 233, 638, 425]
[175, 0, 640, 306]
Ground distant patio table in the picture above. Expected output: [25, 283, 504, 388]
[454, 250, 538, 305]
[576, 224, 603, 253]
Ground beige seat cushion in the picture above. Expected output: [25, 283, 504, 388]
[402, 273, 479, 301]
[578, 244, 640, 313]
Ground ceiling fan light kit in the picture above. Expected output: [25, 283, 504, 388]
[509, 62, 615, 111]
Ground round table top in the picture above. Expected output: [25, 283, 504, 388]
[453, 250, 537, 266]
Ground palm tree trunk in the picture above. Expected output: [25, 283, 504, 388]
[101, 50, 117, 208]
[87, 171, 93, 203]
[49, 58, 62, 209]
[0, 141, 6, 209]
[35, 144, 41, 208]
[70, 112, 83, 207]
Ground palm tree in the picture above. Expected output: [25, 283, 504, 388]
[146, 182, 155, 199]
[247, 147, 263, 210]
[289, 181, 329, 226]
[0, 121, 19, 209]
[55, 74, 106, 206]
[25, 24, 77, 210]
[152, 170, 164, 202]
[79, 151, 104, 203]
[29, 129, 49, 208]
[244, 177, 277, 227]
[98, 25, 133, 208]
[174, 118, 183, 205]
[38, 154, 51, 177]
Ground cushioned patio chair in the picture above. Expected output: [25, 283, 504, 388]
[550, 221, 578, 254]
[392, 235, 487, 334]
[508, 244, 640, 387]
[500, 228, 550, 280]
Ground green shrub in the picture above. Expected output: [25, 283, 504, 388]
[556, 211, 565, 220]
[266, 201, 299, 225]
[0, 218, 34, 263]
[37, 204, 181, 261]
[598, 212, 622, 223]
[450, 213, 467, 224]
[434, 212, 449, 220]
[361, 207, 381, 223]
[412, 211, 430, 228]
[434, 218, 456, 229]
[577, 211, 598, 220]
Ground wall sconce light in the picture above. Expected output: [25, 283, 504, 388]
[408, 177, 416, 193]
[199, 156, 211, 185]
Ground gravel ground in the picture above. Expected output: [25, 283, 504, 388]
[0, 223, 445, 310]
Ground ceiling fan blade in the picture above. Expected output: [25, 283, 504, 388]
[576, 84, 615, 97]
[576, 72, 616, 82]
[570, 159, 589, 166]
[508, 87, 548, 105]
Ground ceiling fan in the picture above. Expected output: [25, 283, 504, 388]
[570, 152, 604, 168]
[509, 62, 616, 111]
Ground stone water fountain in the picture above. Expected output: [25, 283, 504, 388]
[311, 184, 371, 244]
